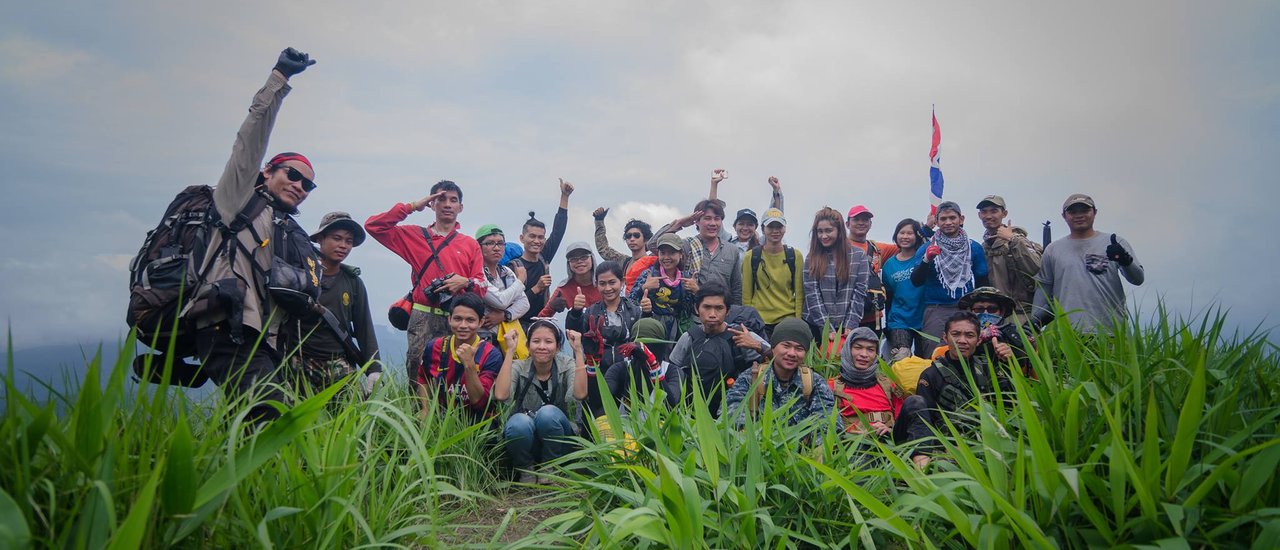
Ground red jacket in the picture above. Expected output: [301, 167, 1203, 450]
[366, 203, 485, 306]
[538, 279, 601, 317]
[829, 378, 903, 421]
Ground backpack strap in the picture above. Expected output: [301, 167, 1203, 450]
[784, 246, 797, 296]
[799, 366, 813, 400]
[413, 227, 458, 291]
[750, 246, 764, 293]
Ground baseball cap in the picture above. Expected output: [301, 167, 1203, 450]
[474, 224, 504, 241]
[761, 208, 786, 227]
[311, 212, 366, 246]
[1061, 193, 1096, 212]
[565, 241, 593, 258]
[847, 205, 873, 219]
[734, 208, 758, 224]
[653, 233, 685, 251]
[976, 195, 1007, 210]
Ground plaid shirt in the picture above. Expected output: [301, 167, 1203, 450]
[802, 249, 869, 331]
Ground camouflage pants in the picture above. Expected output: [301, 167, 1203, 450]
[291, 355, 359, 395]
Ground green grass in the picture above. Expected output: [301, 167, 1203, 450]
[2, 307, 1278, 548]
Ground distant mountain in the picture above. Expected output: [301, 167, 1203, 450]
[374, 324, 407, 370]
[2, 325, 406, 403]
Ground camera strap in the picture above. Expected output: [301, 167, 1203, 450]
[413, 227, 457, 290]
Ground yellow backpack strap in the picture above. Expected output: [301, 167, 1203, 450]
[800, 366, 813, 399]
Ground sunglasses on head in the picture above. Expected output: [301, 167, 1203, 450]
[275, 164, 316, 192]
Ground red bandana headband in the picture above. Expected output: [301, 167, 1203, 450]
[267, 152, 312, 170]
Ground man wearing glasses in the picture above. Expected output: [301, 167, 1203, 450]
[188, 48, 319, 423]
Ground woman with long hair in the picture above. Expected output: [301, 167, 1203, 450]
[882, 218, 928, 359]
[802, 207, 869, 348]
[567, 261, 645, 417]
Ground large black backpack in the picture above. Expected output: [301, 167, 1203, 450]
[127, 186, 255, 351]
[126, 185, 320, 384]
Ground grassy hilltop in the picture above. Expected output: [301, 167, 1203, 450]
[1, 308, 1278, 549]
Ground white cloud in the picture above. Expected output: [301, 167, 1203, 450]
[0, 34, 90, 84]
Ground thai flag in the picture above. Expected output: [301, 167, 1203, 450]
[929, 108, 944, 215]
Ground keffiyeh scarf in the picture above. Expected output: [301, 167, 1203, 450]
[933, 229, 974, 299]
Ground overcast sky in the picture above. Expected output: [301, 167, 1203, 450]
[2, 1, 1277, 349]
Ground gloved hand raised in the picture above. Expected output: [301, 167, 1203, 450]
[274, 47, 316, 78]
[1105, 234, 1133, 266]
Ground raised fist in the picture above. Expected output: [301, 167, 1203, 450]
[593, 207, 609, 221]
[274, 47, 316, 78]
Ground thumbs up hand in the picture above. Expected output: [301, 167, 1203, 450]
[640, 289, 653, 313]
[1105, 234, 1133, 266]
[995, 219, 1015, 241]
[573, 288, 586, 311]
[991, 335, 1014, 362]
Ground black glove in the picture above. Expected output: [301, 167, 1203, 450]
[273, 47, 316, 78]
[1106, 234, 1133, 266]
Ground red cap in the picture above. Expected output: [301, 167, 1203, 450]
[267, 152, 312, 170]
[846, 205, 873, 219]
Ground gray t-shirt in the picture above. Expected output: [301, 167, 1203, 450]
[1033, 232, 1144, 332]
[503, 355, 580, 416]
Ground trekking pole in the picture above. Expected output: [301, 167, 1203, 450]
[1042, 221, 1052, 248]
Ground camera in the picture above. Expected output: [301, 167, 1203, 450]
[425, 272, 457, 306]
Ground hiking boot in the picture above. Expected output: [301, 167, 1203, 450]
[517, 470, 537, 484]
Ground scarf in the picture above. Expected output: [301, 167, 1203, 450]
[686, 236, 706, 275]
[932, 229, 974, 299]
[839, 338, 880, 388]
[659, 265, 683, 286]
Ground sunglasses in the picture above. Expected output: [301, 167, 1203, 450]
[275, 165, 317, 192]
[624, 232, 644, 239]
[970, 305, 1003, 314]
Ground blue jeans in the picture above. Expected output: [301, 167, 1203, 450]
[503, 404, 575, 469]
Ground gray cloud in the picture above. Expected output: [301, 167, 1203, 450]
[1, 1, 1276, 348]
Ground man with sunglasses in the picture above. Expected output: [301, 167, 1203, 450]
[591, 208, 652, 276]
[186, 47, 319, 423]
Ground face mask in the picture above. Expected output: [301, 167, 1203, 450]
[977, 312, 1002, 328]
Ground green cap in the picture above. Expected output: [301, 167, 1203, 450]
[475, 224, 504, 240]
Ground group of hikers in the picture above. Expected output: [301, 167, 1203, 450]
[129, 48, 1146, 481]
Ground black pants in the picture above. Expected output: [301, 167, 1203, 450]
[893, 395, 930, 445]
[197, 323, 286, 423]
